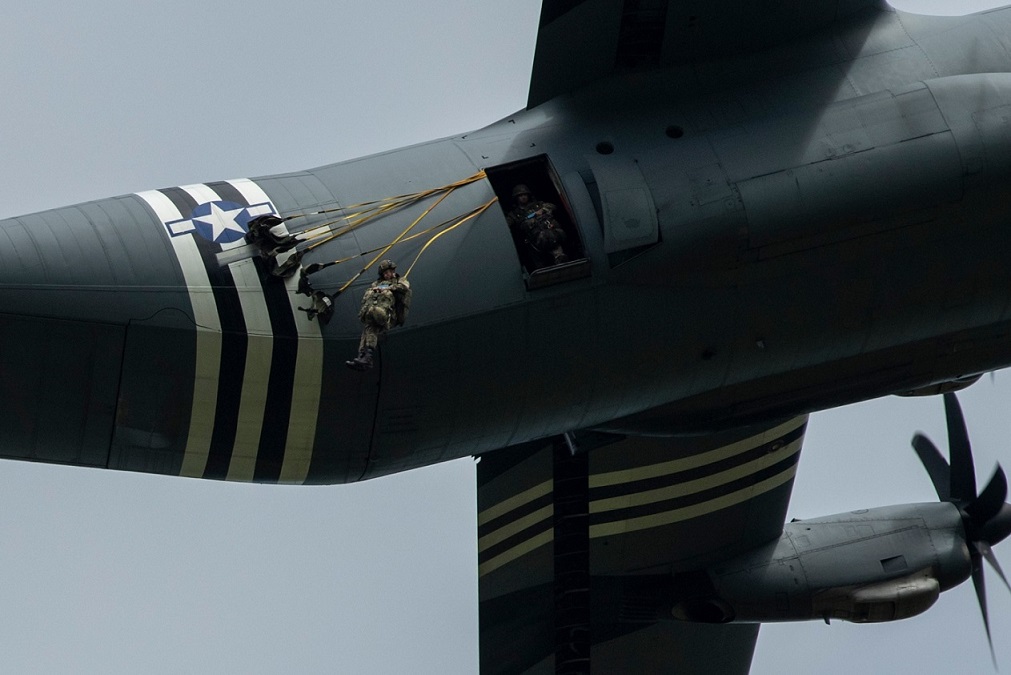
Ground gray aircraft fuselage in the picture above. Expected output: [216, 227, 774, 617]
[3, 7, 1011, 484]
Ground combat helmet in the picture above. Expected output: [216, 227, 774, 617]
[378, 259, 397, 276]
[512, 184, 532, 199]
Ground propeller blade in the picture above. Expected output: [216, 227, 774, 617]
[971, 557, 997, 667]
[982, 504, 1011, 547]
[967, 466, 1009, 528]
[912, 433, 951, 501]
[944, 393, 977, 502]
[976, 540, 1011, 595]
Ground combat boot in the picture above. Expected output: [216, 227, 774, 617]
[345, 347, 375, 371]
[345, 349, 366, 370]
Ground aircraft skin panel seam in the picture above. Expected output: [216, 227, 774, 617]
[135, 179, 323, 485]
[588, 415, 808, 487]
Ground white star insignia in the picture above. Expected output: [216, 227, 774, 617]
[193, 202, 247, 242]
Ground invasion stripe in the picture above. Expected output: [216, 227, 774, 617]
[477, 462, 799, 578]
[589, 452, 800, 525]
[479, 529, 554, 578]
[188, 180, 311, 483]
[172, 185, 248, 481]
[479, 512, 554, 563]
[588, 424, 806, 501]
[135, 189, 220, 478]
[477, 440, 801, 569]
[588, 415, 807, 488]
[225, 258, 274, 482]
[589, 462, 799, 538]
[205, 180, 247, 206]
[227, 178, 324, 485]
[478, 503, 554, 553]
[476, 420, 805, 541]
[252, 256, 298, 483]
[194, 181, 282, 481]
[589, 437, 802, 513]
[478, 450, 799, 560]
[140, 179, 323, 484]
[478, 479, 552, 527]
[478, 490, 553, 540]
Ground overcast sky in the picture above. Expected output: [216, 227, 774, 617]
[2, 1, 1011, 673]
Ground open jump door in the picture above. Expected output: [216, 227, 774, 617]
[485, 155, 591, 290]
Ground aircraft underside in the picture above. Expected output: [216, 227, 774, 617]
[4, 3, 1011, 673]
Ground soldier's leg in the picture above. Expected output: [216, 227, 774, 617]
[347, 324, 380, 370]
[534, 229, 568, 265]
[356, 323, 383, 369]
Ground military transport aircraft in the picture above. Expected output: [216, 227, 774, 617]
[1, 1, 1011, 675]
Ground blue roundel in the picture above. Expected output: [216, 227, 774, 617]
[190, 200, 252, 244]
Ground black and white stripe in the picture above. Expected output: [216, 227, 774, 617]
[477, 416, 808, 577]
[137, 179, 323, 484]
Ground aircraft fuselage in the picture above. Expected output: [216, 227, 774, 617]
[3, 8, 1011, 484]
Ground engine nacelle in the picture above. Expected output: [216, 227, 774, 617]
[810, 570, 940, 623]
[670, 502, 970, 624]
[897, 374, 983, 397]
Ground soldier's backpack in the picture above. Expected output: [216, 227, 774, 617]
[393, 279, 412, 327]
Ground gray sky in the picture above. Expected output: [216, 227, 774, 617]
[1, 1, 1010, 673]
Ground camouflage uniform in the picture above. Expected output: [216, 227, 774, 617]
[346, 260, 411, 371]
[358, 276, 410, 350]
[506, 194, 568, 267]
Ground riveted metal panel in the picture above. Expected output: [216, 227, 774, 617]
[740, 131, 962, 251]
[0, 314, 122, 466]
[586, 156, 659, 253]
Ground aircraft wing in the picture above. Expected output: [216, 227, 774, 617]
[527, 0, 885, 107]
[477, 415, 807, 673]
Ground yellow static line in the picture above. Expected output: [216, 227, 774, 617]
[335, 188, 458, 295]
[589, 415, 807, 488]
[302, 170, 488, 251]
[402, 198, 498, 280]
